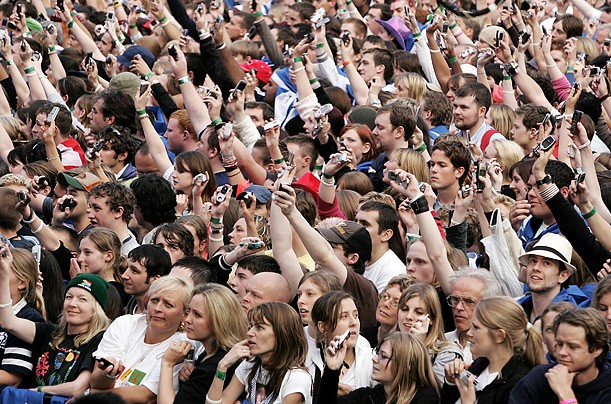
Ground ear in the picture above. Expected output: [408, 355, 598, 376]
[454, 166, 465, 180]
[106, 116, 116, 126]
[113, 206, 124, 221]
[346, 252, 359, 265]
[62, 94, 69, 103]
[559, 186, 570, 199]
[362, 142, 372, 155]
[529, 127, 538, 140]
[116, 151, 129, 163]
[375, 64, 385, 77]
[104, 249, 114, 264]
[494, 329, 507, 344]
[380, 228, 393, 243]
[302, 155, 311, 167]
[316, 320, 327, 335]
[199, 238, 208, 257]
[188, 71, 195, 82]
[558, 268, 571, 284]
[394, 125, 405, 140]
[479, 106, 487, 119]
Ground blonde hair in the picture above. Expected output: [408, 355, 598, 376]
[192, 284, 247, 353]
[487, 104, 514, 139]
[53, 293, 110, 349]
[381, 332, 440, 403]
[148, 276, 193, 313]
[0, 174, 28, 188]
[11, 249, 45, 318]
[576, 37, 600, 60]
[475, 297, 546, 368]
[389, 148, 430, 183]
[489, 139, 524, 183]
[230, 40, 261, 60]
[395, 73, 427, 102]
[0, 116, 27, 142]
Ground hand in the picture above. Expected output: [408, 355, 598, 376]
[487, 158, 503, 191]
[541, 34, 552, 56]
[239, 195, 256, 223]
[444, 358, 467, 384]
[46, 24, 59, 46]
[105, 54, 119, 78]
[218, 340, 251, 371]
[19, 39, 33, 64]
[509, 200, 531, 231]
[597, 259, 611, 281]
[179, 363, 195, 382]
[149, 0, 165, 20]
[468, 142, 483, 162]
[203, 87, 223, 121]
[96, 356, 124, 378]
[593, 75, 609, 99]
[210, 186, 232, 218]
[0, 243, 13, 275]
[454, 183, 474, 209]
[531, 137, 554, 178]
[545, 364, 576, 400]
[211, 17, 225, 46]
[176, 194, 188, 214]
[325, 153, 350, 176]
[456, 371, 477, 404]
[1, 35, 12, 63]
[135, 83, 152, 111]
[398, 199, 418, 233]
[69, 258, 82, 279]
[409, 314, 431, 337]
[495, 37, 513, 64]
[236, 236, 266, 256]
[564, 82, 581, 114]
[324, 334, 349, 371]
[568, 175, 590, 209]
[368, 76, 383, 98]
[263, 119, 281, 148]
[217, 124, 235, 156]
[272, 183, 297, 218]
[169, 47, 188, 79]
[564, 37, 577, 66]
[243, 70, 257, 102]
[340, 34, 354, 62]
[572, 122, 589, 148]
[162, 340, 193, 366]
[292, 38, 310, 58]
[191, 174, 210, 201]
[130, 54, 153, 79]
[337, 383, 354, 396]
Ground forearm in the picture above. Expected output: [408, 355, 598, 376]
[68, 19, 105, 60]
[140, 116, 173, 174]
[414, 36, 441, 89]
[580, 146, 611, 222]
[513, 69, 554, 110]
[5, 64, 29, 106]
[270, 203, 301, 296]
[157, 362, 176, 404]
[218, 47, 246, 87]
[415, 205, 453, 294]
[293, 59, 315, 101]
[44, 139, 65, 172]
[344, 62, 368, 105]
[318, 176, 336, 204]
[40, 374, 91, 397]
[110, 385, 155, 404]
[426, 35, 451, 87]
[232, 139, 267, 185]
[25, 68, 46, 101]
[179, 79, 211, 134]
[90, 368, 116, 390]
[502, 77, 518, 109]
[48, 51, 66, 81]
[151, 82, 179, 120]
[0, 119, 13, 162]
[254, 18, 284, 68]
[25, 212, 61, 251]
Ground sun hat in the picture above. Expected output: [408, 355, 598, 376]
[518, 233, 576, 273]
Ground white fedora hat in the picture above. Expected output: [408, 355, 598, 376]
[518, 233, 576, 273]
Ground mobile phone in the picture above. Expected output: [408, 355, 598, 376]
[244, 25, 257, 40]
[521, 31, 531, 44]
[237, 191, 255, 208]
[540, 113, 551, 127]
[150, 19, 158, 28]
[31, 51, 41, 62]
[185, 348, 195, 363]
[314, 104, 333, 119]
[212, 0, 221, 9]
[332, 152, 349, 164]
[250, 68, 258, 77]
[95, 356, 114, 369]
[541, 26, 547, 36]
[587, 67, 602, 76]
[575, 172, 586, 193]
[20, 39, 26, 52]
[461, 185, 472, 198]
[85, 51, 93, 67]
[278, 182, 292, 193]
[32, 244, 41, 267]
[570, 110, 582, 136]
[336, 328, 351, 350]
[342, 31, 351, 46]
[37, 176, 48, 189]
[495, 31, 504, 48]
[1, 18, 7, 29]
[287, 151, 295, 168]
[17, 190, 30, 204]
[245, 240, 264, 249]
[59, 197, 77, 211]
[193, 173, 208, 185]
[576, 52, 586, 63]
[216, 184, 232, 203]
[304, 32, 315, 43]
[339, 140, 347, 149]
[459, 370, 479, 388]
[476, 162, 487, 192]
[106, 11, 114, 21]
[605, 38, 611, 48]
[138, 80, 149, 96]
[441, 21, 449, 34]
[47, 24, 55, 35]
[532, 135, 556, 157]
[388, 171, 399, 182]
[16, 3, 22, 15]
[196, 3, 204, 13]
[46, 107, 60, 124]
[90, 138, 105, 159]
[168, 44, 178, 61]
[182, 28, 189, 37]
[57, 0, 64, 11]
[232, 80, 247, 98]
[432, 15, 439, 26]
[263, 119, 279, 131]
[310, 8, 325, 24]
[222, 123, 233, 140]
[436, 32, 447, 50]
[404, 5, 411, 16]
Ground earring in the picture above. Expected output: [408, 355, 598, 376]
[178, 322, 185, 332]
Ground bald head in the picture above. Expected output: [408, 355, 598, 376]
[241, 272, 291, 313]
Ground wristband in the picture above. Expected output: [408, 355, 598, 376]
[211, 217, 223, 225]
[503, 75, 511, 80]
[129, 24, 137, 29]
[48, 45, 56, 53]
[342, 60, 352, 67]
[293, 57, 303, 63]
[95, 83, 103, 92]
[31, 220, 44, 234]
[315, 43, 325, 49]
[321, 178, 335, 187]
[211, 118, 223, 127]
[577, 140, 591, 150]
[413, 32, 421, 38]
[24, 66, 35, 74]
[23, 31, 31, 38]
[0, 300, 12, 309]
[136, 109, 147, 116]
[178, 76, 190, 85]
[273, 158, 285, 164]
[346, 0, 353, 4]
[215, 42, 227, 50]
[144, 72, 154, 80]
[447, 56, 458, 64]
[159, 15, 168, 23]
[309, 77, 319, 84]
[566, 65, 574, 71]
[37, 386, 43, 392]
[22, 210, 34, 223]
[454, 31, 463, 38]
[198, 29, 209, 39]
[449, 22, 458, 29]
[209, 235, 223, 242]
[293, 66, 305, 73]
[410, 195, 429, 215]
[253, 11, 263, 17]
[430, 48, 441, 54]
[599, 94, 610, 102]
[559, 399, 578, 404]
[6, 60, 13, 66]
[70, 10, 76, 17]
[67, 19, 75, 28]
[322, 171, 334, 179]
[415, 143, 427, 152]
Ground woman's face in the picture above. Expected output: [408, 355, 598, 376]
[466, 313, 496, 359]
[383, 157, 399, 184]
[8, 270, 25, 303]
[63, 287, 96, 328]
[397, 296, 428, 333]
[541, 310, 560, 355]
[371, 340, 395, 384]
[483, 143, 497, 162]
[376, 285, 402, 327]
[327, 298, 360, 349]
[246, 317, 276, 364]
[171, 164, 194, 194]
[147, 289, 187, 334]
[9, 160, 25, 176]
[596, 292, 611, 333]
[184, 294, 214, 343]
[228, 218, 248, 246]
[77, 237, 111, 276]
[406, 242, 436, 285]
[510, 169, 528, 201]
[395, 81, 411, 98]
[296, 279, 323, 325]
[340, 129, 370, 165]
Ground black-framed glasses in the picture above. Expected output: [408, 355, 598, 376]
[372, 347, 393, 362]
[379, 292, 400, 308]
[446, 295, 478, 308]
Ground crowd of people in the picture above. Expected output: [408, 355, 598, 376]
[0, 0, 610, 402]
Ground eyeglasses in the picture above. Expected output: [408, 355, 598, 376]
[372, 347, 393, 362]
[446, 295, 478, 308]
[379, 293, 400, 308]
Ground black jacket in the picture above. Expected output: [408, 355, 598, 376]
[441, 355, 531, 404]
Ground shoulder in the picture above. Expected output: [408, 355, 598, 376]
[414, 385, 440, 403]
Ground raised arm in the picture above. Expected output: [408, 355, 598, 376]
[135, 87, 173, 175]
[270, 200, 303, 298]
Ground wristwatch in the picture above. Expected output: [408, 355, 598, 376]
[535, 174, 552, 187]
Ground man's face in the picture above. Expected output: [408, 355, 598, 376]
[241, 275, 273, 313]
[64, 185, 89, 220]
[31, 113, 49, 140]
[245, 107, 265, 127]
[341, 22, 358, 39]
[97, 32, 114, 56]
[225, 15, 245, 40]
[372, 112, 397, 153]
[450, 278, 485, 332]
[228, 266, 253, 299]
[88, 98, 107, 134]
[525, 254, 568, 293]
[429, 149, 463, 191]
[355, 209, 383, 251]
[164, 118, 186, 154]
[121, 258, 150, 296]
[555, 322, 602, 373]
[551, 21, 567, 45]
[357, 53, 380, 83]
[365, 8, 385, 37]
[390, 0, 406, 17]
[527, 174, 553, 220]
[87, 195, 118, 229]
[313, 0, 336, 15]
[135, 151, 160, 176]
[155, 233, 186, 265]
[99, 144, 124, 171]
[511, 115, 533, 148]
[453, 95, 483, 131]
[595, 28, 611, 53]
[284, 8, 304, 27]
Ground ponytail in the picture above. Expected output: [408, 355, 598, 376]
[523, 323, 547, 367]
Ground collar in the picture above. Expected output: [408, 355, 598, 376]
[12, 298, 27, 315]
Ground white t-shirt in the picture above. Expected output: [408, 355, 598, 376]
[364, 249, 406, 293]
[234, 360, 313, 404]
[93, 314, 192, 395]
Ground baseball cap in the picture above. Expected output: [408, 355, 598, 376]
[116, 46, 155, 69]
[108, 72, 141, 100]
[240, 59, 273, 84]
[317, 221, 372, 262]
[237, 184, 272, 204]
[57, 172, 102, 192]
